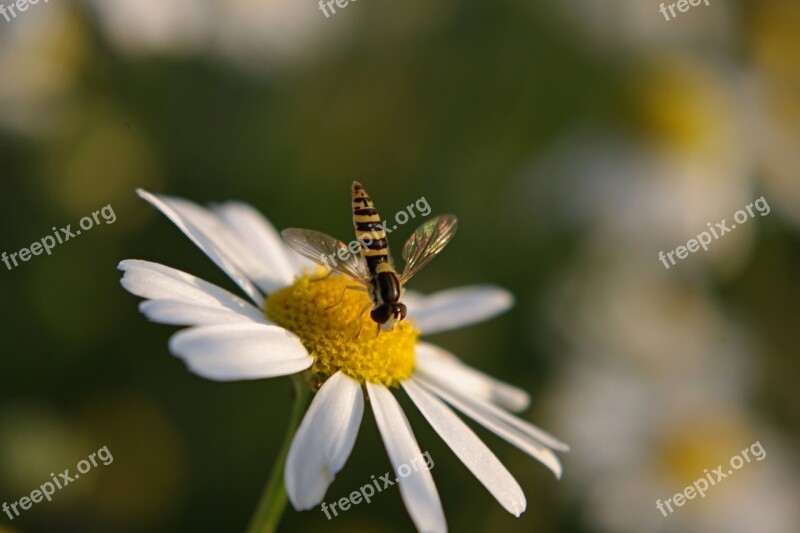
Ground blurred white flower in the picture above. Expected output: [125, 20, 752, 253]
[82, 0, 207, 57]
[207, 0, 333, 71]
[539, 227, 800, 533]
[746, 0, 800, 229]
[552, 0, 734, 57]
[0, 3, 86, 134]
[519, 135, 756, 276]
[517, 57, 767, 277]
[544, 253, 751, 380]
[83, 0, 335, 70]
[550, 362, 800, 533]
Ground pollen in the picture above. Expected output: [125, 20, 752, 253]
[265, 273, 418, 387]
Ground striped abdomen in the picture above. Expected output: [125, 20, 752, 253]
[351, 181, 391, 275]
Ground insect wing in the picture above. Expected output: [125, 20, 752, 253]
[400, 215, 458, 284]
[282, 228, 369, 283]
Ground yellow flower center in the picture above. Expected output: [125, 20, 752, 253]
[658, 414, 750, 486]
[265, 273, 418, 387]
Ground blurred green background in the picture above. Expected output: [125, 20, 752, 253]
[1, 0, 799, 532]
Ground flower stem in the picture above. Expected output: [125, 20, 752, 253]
[246, 375, 311, 533]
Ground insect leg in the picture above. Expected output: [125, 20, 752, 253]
[325, 285, 368, 310]
[352, 302, 372, 338]
[310, 269, 333, 282]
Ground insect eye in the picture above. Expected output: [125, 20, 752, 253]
[397, 304, 407, 320]
[370, 305, 391, 324]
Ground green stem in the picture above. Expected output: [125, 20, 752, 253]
[246, 375, 311, 533]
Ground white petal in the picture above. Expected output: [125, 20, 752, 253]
[415, 377, 565, 478]
[138, 300, 263, 326]
[286, 372, 364, 510]
[367, 383, 447, 533]
[137, 189, 265, 305]
[416, 365, 568, 452]
[406, 285, 513, 335]
[399, 289, 425, 312]
[119, 260, 268, 326]
[213, 202, 298, 292]
[415, 342, 530, 412]
[402, 378, 526, 516]
[168, 323, 312, 381]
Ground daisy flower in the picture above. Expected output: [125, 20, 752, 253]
[118, 189, 568, 532]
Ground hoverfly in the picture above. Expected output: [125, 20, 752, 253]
[282, 181, 457, 335]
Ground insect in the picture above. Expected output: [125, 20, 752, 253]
[282, 181, 458, 335]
